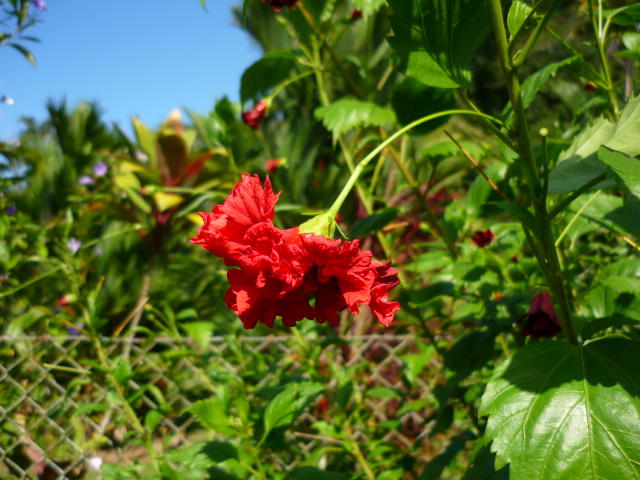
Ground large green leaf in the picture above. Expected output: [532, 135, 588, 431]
[240, 50, 299, 103]
[314, 99, 396, 144]
[598, 146, 640, 203]
[387, 0, 492, 88]
[479, 338, 640, 480]
[549, 95, 640, 194]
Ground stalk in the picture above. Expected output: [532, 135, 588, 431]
[487, 0, 577, 344]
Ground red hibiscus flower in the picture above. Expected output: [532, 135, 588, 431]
[470, 229, 494, 248]
[262, 0, 299, 12]
[242, 100, 268, 130]
[191, 174, 400, 329]
[517, 291, 562, 339]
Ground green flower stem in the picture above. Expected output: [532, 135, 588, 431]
[487, 0, 577, 345]
[555, 190, 602, 248]
[0, 264, 63, 297]
[247, 442, 268, 480]
[512, 0, 564, 69]
[270, 69, 315, 99]
[588, 0, 619, 120]
[326, 110, 502, 219]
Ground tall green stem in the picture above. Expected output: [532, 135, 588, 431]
[588, 0, 619, 119]
[487, 0, 577, 344]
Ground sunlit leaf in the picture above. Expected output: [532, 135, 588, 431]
[314, 98, 396, 144]
[480, 338, 640, 479]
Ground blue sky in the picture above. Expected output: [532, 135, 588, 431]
[0, 0, 262, 140]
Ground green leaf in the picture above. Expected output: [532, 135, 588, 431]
[444, 330, 496, 380]
[479, 338, 640, 480]
[391, 76, 456, 134]
[405, 250, 452, 273]
[9, 42, 35, 66]
[387, 0, 492, 88]
[419, 438, 467, 479]
[131, 117, 158, 171]
[240, 50, 299, 103]
[491, 201, 541, 238]
[349, 207, 400, 238]
[549, 95, 640, 194]
[600, 277, 640, 295]
[598, 146, 640, 203]
[580, 316, 640, 341]
[189, 399, 236, 436]
[462, 441, 509, 480]
[314, 99, 396, 144]
[507, 0, 529, 38]
[181, 321, 214, 348]
[503, 56, 582, 126]
[353, 0, 386, 16]
[585, 257, 640, 319]
[365, 387, 402, 399]
[603, 4, 640, 26]
[263, 382, 324, 435]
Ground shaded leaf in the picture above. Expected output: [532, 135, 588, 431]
[240, 50, 299, 103]
[263, 382, 324, 434]
[349, 207, 400, 238]
[462, 441, 509, 480]
[580, 316, 640, 341]
[507, 0, 529, 38]
[598, 146, 640, 203]
[353, 0, 387, 16]
[387, 0, 492, 88]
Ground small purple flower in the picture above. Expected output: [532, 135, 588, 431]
[93, 246, 103, 256]
[6, 205, 16, 215]
[77, 175, 94, 186]
[31, 1, 46, 11]
[67, 238, 81, 253]
[66, 323, 84, 335]
[93, 162, 108, 177]
[0, 274, 8, 282]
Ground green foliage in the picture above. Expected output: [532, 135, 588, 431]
[480, 338, 640, 479]
[387, 0, 492, 88]
[314, 98, 396, 144]
[240, 50, 299, 102]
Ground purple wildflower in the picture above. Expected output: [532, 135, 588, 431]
[93, 162, 108, 177]
[67, 238, 81, 253]
[6, 205, 16, 215]
[66, 323, 84, 335]
[31, 1, 46, 11]
[77, 175, 94, 186]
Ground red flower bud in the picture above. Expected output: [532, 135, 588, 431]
[517, 291, 562, 339]
[470, 229, 494, 248]
[350, 9, 363, 20]
[265, 158, 282, 173]
[242, 101, 268, 130]
[584, 82, 596, 91]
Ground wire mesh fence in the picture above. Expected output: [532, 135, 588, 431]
[0, 334, 435, 479]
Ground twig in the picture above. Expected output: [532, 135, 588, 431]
[444, 130, 509, 202]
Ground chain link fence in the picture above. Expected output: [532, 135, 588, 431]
[0, 334, 436, 479]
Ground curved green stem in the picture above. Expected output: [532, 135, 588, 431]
[326, 110, 501, 218]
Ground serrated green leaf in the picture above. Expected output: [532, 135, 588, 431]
[189, 399, 236, 436]
[240, 50, 299, 103]
[181, 321, 214, 348]
[549, 95, 640, 194]
[263, 382, 324, 434]
[314, 99, 395, 144]
[507, 0, 529, 38]
[598, 146, 640, 203]
[479, 338, 640, 480]
[503, 56, 582, 126]
[387, 0, 492, 88]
